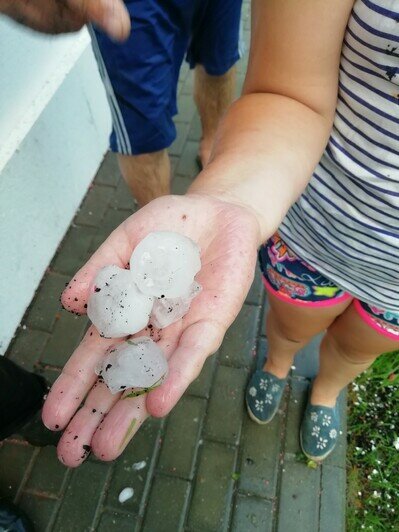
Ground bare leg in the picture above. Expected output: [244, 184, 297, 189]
[263, 291, 351, 379]
[193, 64, 236, 167]
[117, 149, 171, 207]
[311, 303, 399, 407]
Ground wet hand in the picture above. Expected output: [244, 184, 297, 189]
[42, 194, 260, 466]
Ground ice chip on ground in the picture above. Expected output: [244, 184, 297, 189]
[130, 231, 201, 298]
[118, 487, 134, 503]
[87, 265, 153, 338]
[95, 337, 168, 394]
[150, 282, 202, 329]
[132, 461, 147, 471]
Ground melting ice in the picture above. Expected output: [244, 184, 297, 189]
[87, 265, 153, 338]
[150, 281, 202, 329]
[96, 337, 168, 394]
[130, 231, 201, 298]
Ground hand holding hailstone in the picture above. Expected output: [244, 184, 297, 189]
[87, 232, 202, 395]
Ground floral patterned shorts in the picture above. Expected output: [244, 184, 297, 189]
[259, 234, 399, 341]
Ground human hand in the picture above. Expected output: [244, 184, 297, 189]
[42, 194, 260, 467]
[0, 0, 130, 41]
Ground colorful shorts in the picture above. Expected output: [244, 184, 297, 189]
[259, 234, 399, 341]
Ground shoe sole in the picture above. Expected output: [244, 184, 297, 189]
[299, 430, 334, 462]
[245, 399, 275, 425]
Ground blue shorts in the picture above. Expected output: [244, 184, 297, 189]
[90, 0, 243, 155]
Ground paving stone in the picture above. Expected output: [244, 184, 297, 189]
[219, 305, 260, 368]
[261, 298, 270, 337]
[319, 465, 346, 532]
[323, 390, 347, 469]
[231, 494, 274, 532]
[109, 179, 137, 212]
[52, 225, 96, 276]
[25, 446, 68, 496]
[176, 140, 200, 179]
[188, 114, 201, 142]
[187, 354, 217, 398]
[94, 152, 121, 187]
[18, 493, 58, 532]
[8, 328, 50, 371]
[89, 208, 128, 253]
[181, 70, 194, 95]
[26, 272, 69, 332]
[176, 94, 196, 124]
[142, 475, 190, 532]
[169, 122, 190, 157]
[0, 442, 35, 500]
[171, 175, 192, 196]
[97, 510, 137, 531]
[75, 185, 113, 227]
[53, 461, 109, 532]
[276, 461, 321, 532]
[284, 379, 309, 459]
[255, 337, 267, 370]
[158, 395, 206, 479]
[34, 366, 61, 386]
[40, 312, 88, 367]
[292, 336, 321, 380]
[204, 365, 247, 445]
[170, 155, 179, 177]
[245, 266, 264, 306]
[238, 409, 284, 499]
[187, 441, 236, 532]
[105, 417, 162, 514]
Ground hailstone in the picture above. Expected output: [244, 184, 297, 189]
[150, 282, 202, 329]
[130, 231, 201, 298]
[96, 337, 168, 394]
[87, 265, 153, 338]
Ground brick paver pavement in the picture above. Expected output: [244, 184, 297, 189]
[0, 3, 346, 530]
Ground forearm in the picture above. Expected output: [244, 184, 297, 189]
[189, 92, 333, 244]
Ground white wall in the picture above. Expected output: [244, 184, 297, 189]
[0, 19, 112, 354]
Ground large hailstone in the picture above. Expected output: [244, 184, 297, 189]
[130, 232, 201, 298]
[87, 265, 153, 338]
[150, 282, 202, 329]
[96, 337, 168, 394]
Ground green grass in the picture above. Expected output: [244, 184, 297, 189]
[347, 351, 399, 531]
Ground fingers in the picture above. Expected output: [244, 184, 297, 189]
[68, 0, 131, 41]
[57, 380, 120, 467]
[89, 326, 179, 461]
[91, 394, 148, 461]
[42, 326, 122, 430]
[146, 320, 224, 418]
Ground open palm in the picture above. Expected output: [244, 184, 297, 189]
[42, 193, 260, 467]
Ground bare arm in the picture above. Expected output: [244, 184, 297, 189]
[191, 0, 354, 242]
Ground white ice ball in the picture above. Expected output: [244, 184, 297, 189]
[150, 282, 202, 329]
[130, 231, 201, 298]
[87, 265, 153, 338]
[95, 337, 168, 394]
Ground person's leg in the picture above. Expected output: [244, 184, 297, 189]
[263, 292, 352, 379]
[193, 64, 236, 167]
[311, 302, 399, 407]
[187, 0, 243, 167]
[118, 150, 171, 207]
[90, 0, 193, 206]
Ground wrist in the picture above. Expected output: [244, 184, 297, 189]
[185, 187, 266, 248]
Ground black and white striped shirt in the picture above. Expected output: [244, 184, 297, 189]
[279, 0, 399, 311]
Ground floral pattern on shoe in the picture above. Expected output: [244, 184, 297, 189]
[300, 399, 340, 461]
[245, 369, 287, 424]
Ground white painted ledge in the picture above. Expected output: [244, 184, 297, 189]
[0, 21, 111, 354]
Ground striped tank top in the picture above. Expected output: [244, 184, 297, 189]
[279, 0, 399, 312]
